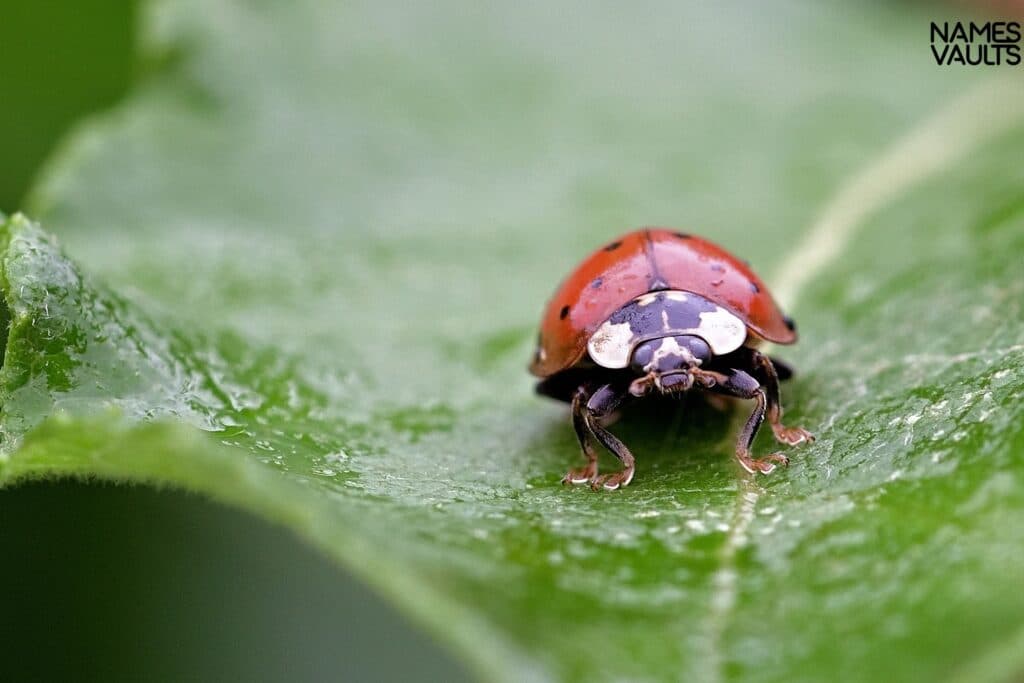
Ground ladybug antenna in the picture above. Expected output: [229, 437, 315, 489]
[629, 375, 656, 397]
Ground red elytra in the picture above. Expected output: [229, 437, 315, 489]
[530, 228, 795, 380]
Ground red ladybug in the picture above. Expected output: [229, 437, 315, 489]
[530, 228, 813, 490]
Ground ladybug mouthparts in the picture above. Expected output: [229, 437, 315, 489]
[628, 367, 695, 397]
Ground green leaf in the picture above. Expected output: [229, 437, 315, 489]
[4, 1, 1024, 681]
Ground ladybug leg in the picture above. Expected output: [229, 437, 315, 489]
[588, 426, 636, 492]
[765, 355, 794, 382]
[692, 368, 789, 475]
[747, 350, 814, 447]
[586, 384, 636, 491]
[564, 387, 601, 485]
[565, 384, 635, 490]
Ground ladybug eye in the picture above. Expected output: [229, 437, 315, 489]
[630, 341, 656, 373]
[678, 335, 712, 366]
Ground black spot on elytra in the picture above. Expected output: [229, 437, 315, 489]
[749, 281, 760, 293]
[673, 232, 692, 240]
[603, 240, 623, 251]
[783, 315, 796, 332]
[590, 277, 603, 289]
[710, 263, 725, 273]
[559, 305, 570, 320]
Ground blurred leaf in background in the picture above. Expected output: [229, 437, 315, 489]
[3, 1, 1024, 682]
[0, 482, 473, 681]
[0, 0, 135, 208]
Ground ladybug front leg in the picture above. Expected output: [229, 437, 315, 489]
[692, 368, 789, 475]
[745, 350, 814, 447]
[565, 384, 635, 490]
[565, 387, 602, 485]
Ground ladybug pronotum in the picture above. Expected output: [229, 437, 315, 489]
[530, 228, 813, 490]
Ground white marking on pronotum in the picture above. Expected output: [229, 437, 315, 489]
[586, 320, 635, 368]
[772, 75, 1024, 310]
[635, 291, 661, 306]
[637, 290, 689, 306]
[694, 307, 747, 354]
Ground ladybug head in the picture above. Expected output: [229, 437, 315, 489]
[628, 335, 712, 397]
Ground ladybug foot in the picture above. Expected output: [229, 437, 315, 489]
[562, 462, 599, 486]
[772, 424, 815, 446]
[590, 468, 635, 491]
[737, 451, 789, 475]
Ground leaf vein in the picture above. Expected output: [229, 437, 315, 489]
[772, 75, 1024, 310]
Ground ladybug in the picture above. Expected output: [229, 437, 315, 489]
[530, 228, 813, 490]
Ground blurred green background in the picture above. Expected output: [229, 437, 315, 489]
[0, 2, 468, 680]
[0, 1, 134, 209]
